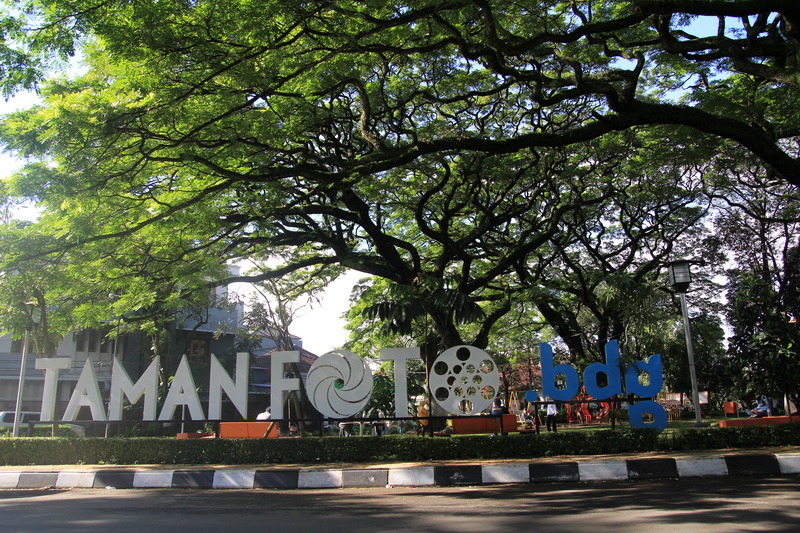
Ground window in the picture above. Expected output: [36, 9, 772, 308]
[75, 328, 115, 356]
[87, 330, 98, 353]
[187, 339, 208, 363]
[75, 331, 86, 352]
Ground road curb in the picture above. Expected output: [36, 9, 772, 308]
[2, 452, 799, 490]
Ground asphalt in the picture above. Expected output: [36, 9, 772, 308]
[2, 447, 800, 490]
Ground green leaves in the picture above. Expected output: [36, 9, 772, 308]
[0, 0, 797, 383]
[726, 266, 800, 408]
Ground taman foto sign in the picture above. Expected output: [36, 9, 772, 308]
[32, 340, 668, 432]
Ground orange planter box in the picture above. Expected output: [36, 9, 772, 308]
[451, 414, 518, 434]
[176, 432, 215, 439]
[718, 416, 800, 428]
[218, 421, 279, 438]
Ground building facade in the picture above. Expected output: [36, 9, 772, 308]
[0, 282, 286, 420]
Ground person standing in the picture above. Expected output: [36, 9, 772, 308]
[416, 401, 430, 436]
[546, 399, 558, 432]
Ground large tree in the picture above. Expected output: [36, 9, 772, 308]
[1, 1, 797, 359]
[2, 1, 799, 180]
[711, 160, 800, 408]
[515, 125, 722, 363]
[726, 268, 800, 410]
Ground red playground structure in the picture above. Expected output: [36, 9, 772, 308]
[565, 387, 613, 425]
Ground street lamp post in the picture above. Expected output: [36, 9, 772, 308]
[668, 260, 708, 428]
[12, 303, 41, 438]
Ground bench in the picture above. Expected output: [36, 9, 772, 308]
[218, 421, 279, 438]
[718, 416, 800, 428]
[449, 414, 518, 435]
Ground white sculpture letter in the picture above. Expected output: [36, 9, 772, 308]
[306, 350, 373, 418]
[108, 356, 160, 421]
[36, 357, 71, 422]
[380, 347, 421, 418]
[63, 360, 108, 421]
[270, 350, 301, 418]
[208, 352, 249, 420]
[159, 355, 205, 421]
[429, 345, 499, 415]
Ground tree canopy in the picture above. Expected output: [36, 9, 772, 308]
[0, 1, 798, 393]
[2, 1, 799, 181]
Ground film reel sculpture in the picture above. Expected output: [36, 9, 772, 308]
[305, 350, 373, 418]
[428, 345, 499, 415]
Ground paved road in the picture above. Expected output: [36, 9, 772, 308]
[2, 476, 799, 532]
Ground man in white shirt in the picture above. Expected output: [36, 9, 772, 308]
[546, 400, 558, 432]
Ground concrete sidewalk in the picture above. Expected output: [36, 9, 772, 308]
[2, 448, 800, 490]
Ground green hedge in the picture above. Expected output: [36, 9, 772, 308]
[1, 425, 799, 466]
[0, 426, 84, 438]
[661, 424, 800, 451]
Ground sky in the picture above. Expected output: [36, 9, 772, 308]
[288, 269, 365, 356]
[0, 91, 40, 181]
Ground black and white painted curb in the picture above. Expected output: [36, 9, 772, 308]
[2, 453, 799, 490]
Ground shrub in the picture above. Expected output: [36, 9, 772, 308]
[0, 425, 83, 438]
[1, 425, 798, 466]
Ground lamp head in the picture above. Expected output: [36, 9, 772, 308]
[24, 301, 42, 324]
[668, 260, 692, 293]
